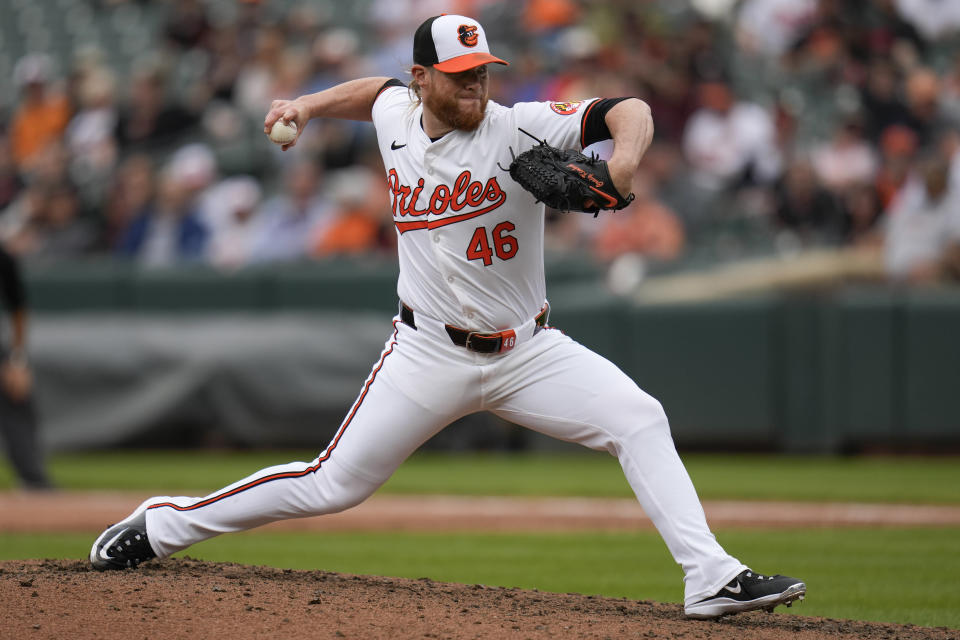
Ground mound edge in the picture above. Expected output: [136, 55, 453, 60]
[1, 559, 956, 639]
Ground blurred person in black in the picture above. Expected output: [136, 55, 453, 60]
[840, 182, 884, 247]
[97, 154, 156, 252]
[773, 157, 846, 246]
[163, 0, 212, 52]
[115, 63, 198, 155]
[0, 243, 52, 490]
[9, 183, 97, 261]
[0, 132, 23, 211]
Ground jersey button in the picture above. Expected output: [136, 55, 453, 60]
[447, 276, 454, 283]
[433, 234, 440, 243]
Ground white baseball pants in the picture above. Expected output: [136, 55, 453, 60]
[143, 310, 746, 605]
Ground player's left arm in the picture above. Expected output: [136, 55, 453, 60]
[603, 98, 654, 198]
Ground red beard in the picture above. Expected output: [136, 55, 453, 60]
[423, 90, 488, 132]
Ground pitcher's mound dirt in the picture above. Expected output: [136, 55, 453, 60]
[2, 559, 955, 640]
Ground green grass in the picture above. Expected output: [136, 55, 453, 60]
[5, 450, 958, 628]
[4, 528, 958, 629]
[3, 450, 959, 503]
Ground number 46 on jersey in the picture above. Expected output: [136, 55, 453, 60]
[466, 221, 517, 266]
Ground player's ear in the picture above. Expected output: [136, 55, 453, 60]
[410, 65, 429, 84]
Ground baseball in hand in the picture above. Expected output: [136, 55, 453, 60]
[268, 120, 298, 145]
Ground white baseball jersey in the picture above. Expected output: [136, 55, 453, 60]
[372, 86, 597, 331]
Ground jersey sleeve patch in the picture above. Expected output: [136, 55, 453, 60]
[549, 101, 583, 115]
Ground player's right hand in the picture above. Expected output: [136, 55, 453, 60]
[264, 99, 308, 151]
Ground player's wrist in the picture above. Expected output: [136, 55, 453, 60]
[288, 96, 311, 124]
[605, 157, 636, 198]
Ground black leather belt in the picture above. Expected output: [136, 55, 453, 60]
[400, 303, 549, 354]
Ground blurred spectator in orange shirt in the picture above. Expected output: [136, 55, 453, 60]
[9, 55, 71, 172]
[524, 0, 580, 32]
[592, 171, 685, 263]
[312, 167, 392, 257]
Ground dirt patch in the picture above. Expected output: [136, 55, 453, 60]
[3, 491, 960, 533]
[4, 493, 958, 638]
[1, 559, 955, 640]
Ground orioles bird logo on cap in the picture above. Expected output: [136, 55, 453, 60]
[458, 24, 479, 47]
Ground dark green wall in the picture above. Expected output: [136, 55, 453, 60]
[23, 261, 960, 452]
[534, 286, 959, 452]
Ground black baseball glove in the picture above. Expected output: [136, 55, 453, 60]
[508, 134, 635, 215]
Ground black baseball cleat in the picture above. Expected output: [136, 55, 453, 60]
[89, 502, 157, 570]
[684, 570, 806, 619]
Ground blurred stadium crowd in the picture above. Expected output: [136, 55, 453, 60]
[1, 0, 960, 283]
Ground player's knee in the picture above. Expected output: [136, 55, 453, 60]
[645, 397, 670, 429]
[591, 391, 669, 453]
[618, 394, 671, 440]
[307, 461, 382, 514]
[621, 386, 667, 422]
[324, 486, 370, 513]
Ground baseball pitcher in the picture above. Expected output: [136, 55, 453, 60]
[91, 14, 805, 619]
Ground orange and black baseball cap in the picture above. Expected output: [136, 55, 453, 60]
[413, 14, 509, 73]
